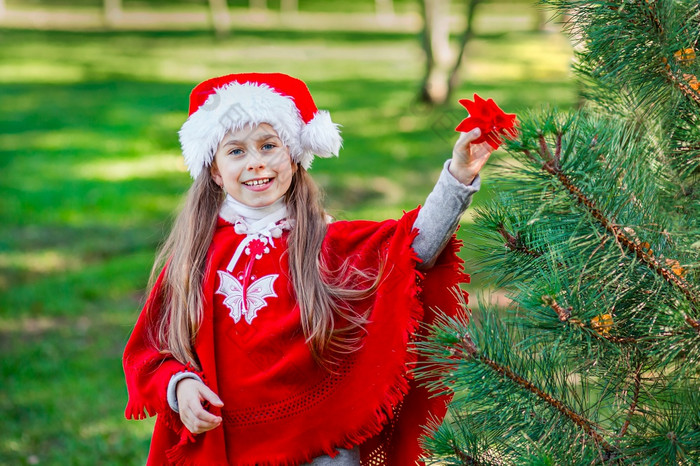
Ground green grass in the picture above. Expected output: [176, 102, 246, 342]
[0, 7, 576, 464]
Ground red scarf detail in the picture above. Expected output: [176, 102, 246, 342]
[123, 208, 468, 465]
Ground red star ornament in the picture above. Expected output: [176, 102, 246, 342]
[455, 94, 517, 149]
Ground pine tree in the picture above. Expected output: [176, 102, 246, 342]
[416, 0, 700, 463]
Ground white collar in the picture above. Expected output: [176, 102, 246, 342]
[220, 195, 286, 222]
[219, 195, 291, 235]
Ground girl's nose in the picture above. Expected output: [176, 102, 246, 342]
[246, 151, 265, 170]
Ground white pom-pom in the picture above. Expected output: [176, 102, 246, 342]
[299, 110, 342, 169]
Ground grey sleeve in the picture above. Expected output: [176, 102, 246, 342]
[411, 160, 481, 269]
[167, 371, 204, 413]
[303, 446, 360, 465]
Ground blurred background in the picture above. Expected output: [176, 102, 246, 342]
[0, 1, 576, 464]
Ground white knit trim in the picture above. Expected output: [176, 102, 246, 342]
[219, 195, 286, 222]
[179, 81, 341, 178]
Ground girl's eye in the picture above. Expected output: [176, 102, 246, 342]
[229, 148, 244, 156]
[262, 143, 275, 151]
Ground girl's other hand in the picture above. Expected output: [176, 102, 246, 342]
[450, 128, 495, 185]
[176, 378, 224, 434]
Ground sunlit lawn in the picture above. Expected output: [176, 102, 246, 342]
[0, 5, 575, 464]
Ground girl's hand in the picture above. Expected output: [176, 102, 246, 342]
[449, 128, 495, 185]
[176, 378, 224, 435]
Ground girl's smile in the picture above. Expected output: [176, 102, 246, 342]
[211, 123, 296, 208]
[243, 178, 272, 188]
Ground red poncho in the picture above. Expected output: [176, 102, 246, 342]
[123, 208, 468, 465]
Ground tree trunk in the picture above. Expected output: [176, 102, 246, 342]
[419, 0, 481, 105]
[208, 0, 231, 39]
[375, 0, 394, 18]
[0, 0, 6, 19]
[419, 0, 453, 105]
[446, 0, 480, 99]
[250, 0, 267, 10]
[281, 0, 298, 14]
[533, 5, 550, 32]
[103, 0, 122, 27]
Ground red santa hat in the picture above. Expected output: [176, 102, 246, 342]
[179, 72, 342, 179]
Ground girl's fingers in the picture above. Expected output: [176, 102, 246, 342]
[176, 379, 224, 434]
[461, 127, 481, 144]
[183, 403, 222, 434]
[472, 141, 493, 160]
[181, 389, 223, 434]
[184, 417, 219, 434]
[454, 128, 483, 160]
[189, 416, 220, 432]
[200, 385, 224, 407]
[189, 398, 222, 424]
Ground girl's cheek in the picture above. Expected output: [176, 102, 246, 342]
[268, 150, 290, 168]
[221, 158, 245, 173]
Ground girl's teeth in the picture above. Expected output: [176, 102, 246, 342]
[246, 179, 270, 186]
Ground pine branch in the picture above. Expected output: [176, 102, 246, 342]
[496, 223, 542, 258]
[618, 360, 643, 439]
[542, 295, 637, 344]
[566, 0, 700, 108]
[664, 66, 700, 106]
[451, 441, 482, 466]
[543, 294, 572, 322]
[683, 313, 700, 334]
[634, 0, 700, 107]
[527, 133, 700, 310]
[491, 204, 696, 346]
[458, 335, 619, 456]
[547, 0, 700, 180]
[494, 218, 685, 344]
[420, 411, 507, 465]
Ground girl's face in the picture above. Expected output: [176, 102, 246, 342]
[211, 123, 296, 208]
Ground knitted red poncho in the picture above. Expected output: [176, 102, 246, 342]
[123, 208, 468, 465]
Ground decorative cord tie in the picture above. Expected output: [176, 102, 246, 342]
[227, 218, 294, 272]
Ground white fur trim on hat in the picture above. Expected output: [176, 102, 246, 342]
[179, 81, 341, 178]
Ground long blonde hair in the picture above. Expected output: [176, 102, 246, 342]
[147, 165, 376, 370]
[285, 168, 379, 362]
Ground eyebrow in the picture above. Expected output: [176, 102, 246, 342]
[222, 132, 280, 147]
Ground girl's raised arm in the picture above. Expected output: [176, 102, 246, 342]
[412, 127, 494, 269]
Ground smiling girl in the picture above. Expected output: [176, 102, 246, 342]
[123, 73, 493, 466]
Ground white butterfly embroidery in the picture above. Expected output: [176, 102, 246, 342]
[216, 270, 278, 324]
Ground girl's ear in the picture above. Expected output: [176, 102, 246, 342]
[210, 162, 223, 187]
[288, 149, 299, 174]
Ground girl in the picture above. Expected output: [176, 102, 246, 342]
[123, 73, 493, 466]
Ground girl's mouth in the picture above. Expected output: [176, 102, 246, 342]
[242, 178, 273, 190]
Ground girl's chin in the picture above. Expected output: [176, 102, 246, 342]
[235, 194, 285, 208]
